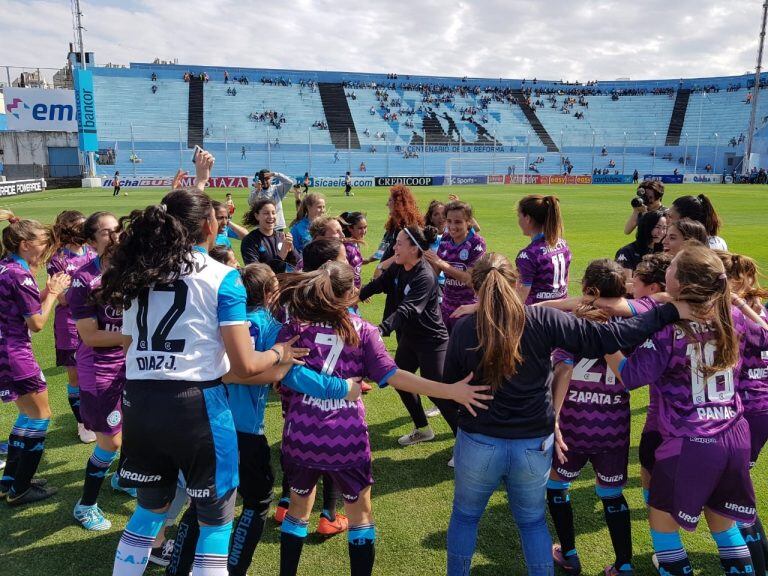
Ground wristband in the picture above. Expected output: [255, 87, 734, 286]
[269, 347, 282, 366]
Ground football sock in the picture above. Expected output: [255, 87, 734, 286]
[714, 525, 755, 575]
[546, 479, 576, 557]
[68, 385, 83, 423]
[112, 506, 165, 576]
[651, 529, 692, 576]
[166, 504, 199, 576]
[0, 414, 28, 492]
[597, 485, 633, 571]
[81, 445, 118, 506]
[348, 523, 376, 576]
[227, 496, 270, 576]
[10, 417, 49, 496]
[191, 523, 231, 576]
[279, 514, 308, 576]
[321, 474, 337, 522]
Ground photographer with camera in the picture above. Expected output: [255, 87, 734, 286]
[623, 180, 665, 235]
[248, 169, 295, 231]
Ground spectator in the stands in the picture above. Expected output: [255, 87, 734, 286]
[151, 85, 158, 94]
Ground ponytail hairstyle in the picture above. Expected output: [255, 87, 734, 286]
[273, 260, 359, 346]
[385, 185, 424, 233]
[674, 244, 739, 377]
[242, 198, 276, 228]
[717, 251, 768, 305]
[52, 210, 87, 250]
[100, 187, 214, 307]
[669, 217, 708, 245]
[424, 200, 446, 227]
[470, 252, 525, 390]
[633, 252, 672, 289]
[444, 200, 474, 222]
[672, 194, 722, 237]
[635, 209, 665, 250]
[309, 215, 342, 239]
[303, 238, 344, 272]
[0, 209, 54, 259]
[339, 211, 367, 238]
[290, 192, 325, 227]
[401, 225, 439, 253]
[518, 194, 564, 247]
[576, 259, 627, 322]
[241, 263, 278, 308]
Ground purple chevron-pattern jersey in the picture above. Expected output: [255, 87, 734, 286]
[621, 312, 750, 439]
[554, 343, 629, 453]
[278, 317, 398, 470]
[437, 231, 486, 320]
[47, 247, 95, 350]
[344, 242, 363, 288]
[628, 296, 663, 432]
[68, 258, 125, 392]
[738, 308, 768, 414]
[0, 256, 43, 381]
[515, 235, 571, 305]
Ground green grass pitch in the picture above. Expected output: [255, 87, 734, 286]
[0, 183, 766, 575]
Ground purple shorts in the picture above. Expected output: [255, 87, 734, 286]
[0, 373, 47, 403]
[55, 348, 77, 367]
[744, 411, 768, 467]
[649, 418, 756, 531]
[552, 446, 629, 487]
[80, 385, 123, 435]
[283, 459, 373, 503]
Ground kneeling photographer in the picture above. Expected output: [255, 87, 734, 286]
[623, 180, 665, 235]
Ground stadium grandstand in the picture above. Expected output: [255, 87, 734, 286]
[3, 60, 768, 183]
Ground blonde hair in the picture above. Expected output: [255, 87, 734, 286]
[309, 215, 341, 239]
[470, 252, 525, 390]
[675, 244, 739, 377]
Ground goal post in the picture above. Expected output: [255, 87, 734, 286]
[444, 155, 528, 185]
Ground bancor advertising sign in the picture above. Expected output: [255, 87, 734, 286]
[4, 88, 78, 132]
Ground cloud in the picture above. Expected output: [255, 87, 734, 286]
[1, 0, 764, 81]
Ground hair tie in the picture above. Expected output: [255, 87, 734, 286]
[158, 203, 167, 213]
[718, 273, 728, 281]
[8, 216, 19, 224]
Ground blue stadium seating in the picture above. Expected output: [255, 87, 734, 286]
[89, 63, 767, 179]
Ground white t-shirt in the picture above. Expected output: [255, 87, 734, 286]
[122, 249, 247, 381]
[247, 173, 295, 230]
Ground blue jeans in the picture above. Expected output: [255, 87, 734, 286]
[447, 429, 554, 576]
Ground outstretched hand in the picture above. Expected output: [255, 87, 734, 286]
[448, 372, 493, 417]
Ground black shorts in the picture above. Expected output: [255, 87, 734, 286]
[119, 379, 239, 499]
[237, 432, 274, 506]
[345, 184, 352, 193]
[639, 429, 663, 472]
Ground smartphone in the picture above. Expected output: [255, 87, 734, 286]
[192, 145, 203, 164]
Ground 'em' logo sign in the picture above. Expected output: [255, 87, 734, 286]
[3, 87, 78, 132]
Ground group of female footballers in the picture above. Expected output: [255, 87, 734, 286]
[0, 148, 766, 576]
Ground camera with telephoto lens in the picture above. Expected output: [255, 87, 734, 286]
[631, 188, 648, 208]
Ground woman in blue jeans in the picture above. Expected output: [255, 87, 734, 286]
[443, 252, 689, 575]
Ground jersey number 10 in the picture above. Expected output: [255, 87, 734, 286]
[687, 342, 734, 405]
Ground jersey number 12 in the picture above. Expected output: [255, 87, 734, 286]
[136, 280, 188, 353]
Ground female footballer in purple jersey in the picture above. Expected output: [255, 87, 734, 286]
[424, 201, 486, 333]
[719, 251, 768, 568]
[606, 245, 768, 576]
[0, 209, 71, 506]
[47, 210, 97, 443]
[69, 211, 127, 531]
[340, 211, 367, 289]
[273, 261, 490, 576]
[516, 195, 572, 305]
[547, 260, 636, 576]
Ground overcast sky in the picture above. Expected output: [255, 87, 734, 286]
[2, 0, 765, 81]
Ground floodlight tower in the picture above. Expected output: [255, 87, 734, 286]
[744, 0, 768, 175]
[71, 0, 96, 178]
